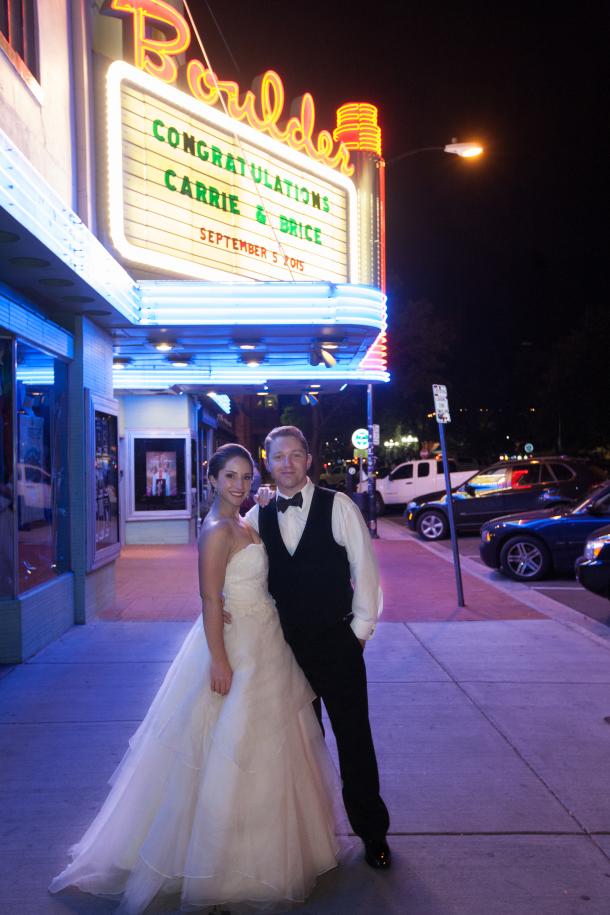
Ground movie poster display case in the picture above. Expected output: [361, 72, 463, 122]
[86, 391, 121, 570]
[125, 430, 191, 522]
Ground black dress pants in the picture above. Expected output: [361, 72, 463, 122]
[289, 620, 390, 841]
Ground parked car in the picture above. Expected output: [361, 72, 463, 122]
[406, 457, 606, 541]
[479, 482, 610, 582]
[358, 457, 477, 514]
[319, 461, 350, 490]
[575, 523, 610, 599]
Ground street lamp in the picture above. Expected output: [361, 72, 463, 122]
[362, 137, 483, 539]
[387, 140, 483, 165]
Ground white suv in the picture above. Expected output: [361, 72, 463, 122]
[357, 458, 476, 514]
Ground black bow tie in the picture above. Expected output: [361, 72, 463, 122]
[276, 491, 304, 513]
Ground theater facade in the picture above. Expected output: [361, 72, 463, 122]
[0, 0, 388, 662]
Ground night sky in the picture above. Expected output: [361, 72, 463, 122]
[186, 1, 607, 424]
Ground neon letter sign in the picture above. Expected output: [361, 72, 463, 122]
[104, 0, 354, 175]
[106, 0, 190, 83]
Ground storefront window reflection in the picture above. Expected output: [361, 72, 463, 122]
[16, 341, 69, 593]
[0, 338, 15, 598]
[94, 410, 119, 550]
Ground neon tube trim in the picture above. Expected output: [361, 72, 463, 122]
[334, 103, 382, 157]
[114, 367, 390, 386]
[137, 282, 386, 329]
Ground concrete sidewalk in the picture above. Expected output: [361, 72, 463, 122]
[2, 525, 610, 914]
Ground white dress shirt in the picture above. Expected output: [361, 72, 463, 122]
[245, 478, 383, 640]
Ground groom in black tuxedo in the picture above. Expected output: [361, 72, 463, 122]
[245, 425, 391, 869]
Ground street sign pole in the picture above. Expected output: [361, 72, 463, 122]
[367, 383, 378, 538]
[433, 384, 465, 607]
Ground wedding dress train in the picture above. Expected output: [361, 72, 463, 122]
[49, 543, 340, 912]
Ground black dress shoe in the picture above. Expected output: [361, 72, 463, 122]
[364, 837, 392, 869]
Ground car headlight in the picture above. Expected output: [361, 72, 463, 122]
[481, 530, 492, 543]
[584, 538, 607, 560]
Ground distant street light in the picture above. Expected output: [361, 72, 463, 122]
[387, 139, 484, 165]
[444, 141, 484, 158]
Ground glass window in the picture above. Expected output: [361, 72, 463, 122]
[436, 459, 456, 474]
[540, 463, 555, 483]
[592, 492, 610, 514]
[467, 466, 511, 493]
[550, 462, 574, 481]
[510, 464, 541, 488]
[0, 0, 39, 79]
[417, 463, 430, 477]
[390, 463, 413, 480]
[93, 409, 119, 551]
[0, 338, 15, 598]
[16, 341, 69, 593]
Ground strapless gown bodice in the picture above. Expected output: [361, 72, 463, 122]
[222, 542, 275, 616]
[49, 540, 339, 914]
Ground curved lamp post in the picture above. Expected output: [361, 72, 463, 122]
[387, 140, 483, 165]
[364, 139, 483, 536]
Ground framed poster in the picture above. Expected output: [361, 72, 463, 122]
[85, 391, 120, 570]
[127, 431, 191, 520]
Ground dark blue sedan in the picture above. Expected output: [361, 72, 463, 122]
[480, 483, 610, 582]
[576, 524, 610, 599]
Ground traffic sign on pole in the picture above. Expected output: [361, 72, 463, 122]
[351, 428, 369, 450]
[432, 383, 451, 423]
[432, 384, 464, 607]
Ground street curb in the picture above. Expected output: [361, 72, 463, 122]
[376, 518, 610, 650]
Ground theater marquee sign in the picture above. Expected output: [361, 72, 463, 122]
[106, 62, 358, 283]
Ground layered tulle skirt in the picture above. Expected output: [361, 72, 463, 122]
[49, 571, 340, 913]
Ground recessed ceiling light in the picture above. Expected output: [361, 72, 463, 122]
[113, 357, 132, 369]
[167, 355, 191, 367]
[62, 295, 97, 304]
[239, 343, 257, 350]
[310, 384, 321, 388]
[154, 341, 174, 352]
[38, 278, 74, 287]
[9, 256, 50, 268]
[0, 230, 20, 243]
[246, 358, 260, 367]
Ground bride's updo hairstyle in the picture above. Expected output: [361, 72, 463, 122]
[208, 443, 254, 482]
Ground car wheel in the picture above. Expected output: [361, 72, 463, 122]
[375, 492, 385, 516]
[499, 535, 551, 581]
[416, 509, 448, 541]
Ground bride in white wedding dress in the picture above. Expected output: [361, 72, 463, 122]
[49, 444, 340, 913]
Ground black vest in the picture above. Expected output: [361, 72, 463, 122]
[259, 486, 353, 643]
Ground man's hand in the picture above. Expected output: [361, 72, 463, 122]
[222, 609, 232, 625]
[210, 657, 233, 695]
[254, 485, 273, 507]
